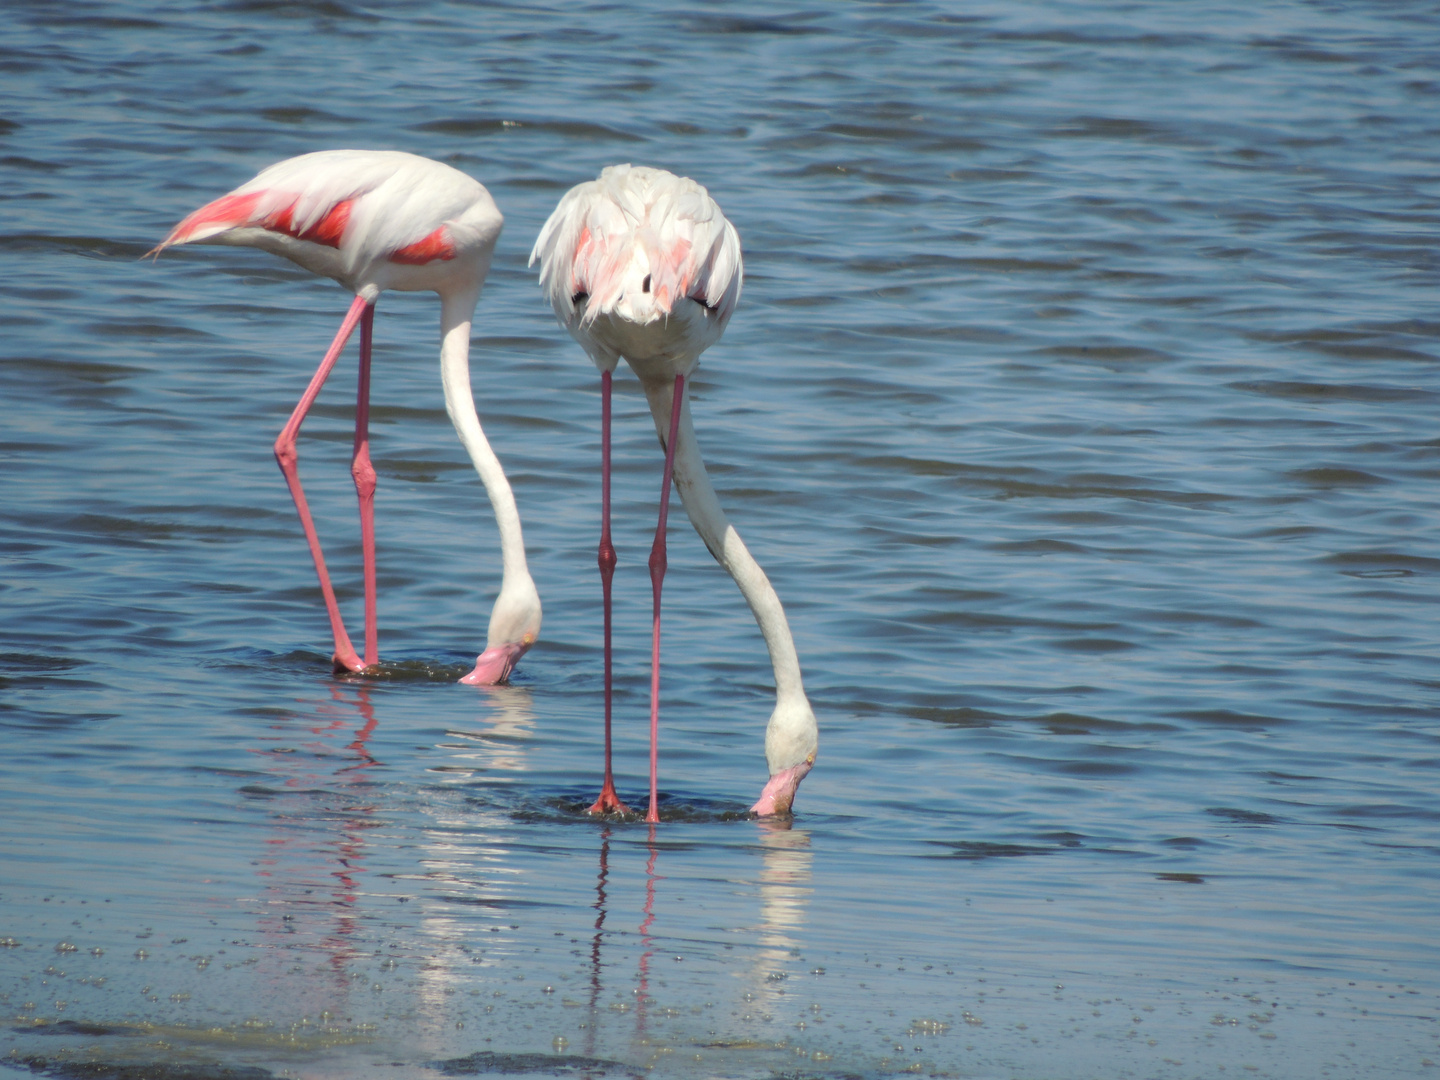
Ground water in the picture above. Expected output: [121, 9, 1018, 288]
[3, 1, 1439, 1077]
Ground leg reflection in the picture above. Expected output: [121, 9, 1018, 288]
[586, 826, 612, 1059]
[635, 823, 660, 1039]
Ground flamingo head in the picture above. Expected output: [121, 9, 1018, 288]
[460, 578, 541, 686]
[750, 754, 815, 817]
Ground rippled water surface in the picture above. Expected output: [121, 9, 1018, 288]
[4, 2, 1440, 1078]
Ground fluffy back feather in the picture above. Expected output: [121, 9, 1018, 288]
[530, 164, 742, 328]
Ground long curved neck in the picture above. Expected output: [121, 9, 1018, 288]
[439, 289, 532, 589]
[644, 380, 807, 703]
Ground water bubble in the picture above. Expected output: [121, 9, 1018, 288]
[55, 941, 77, 953]
[134, 949, 148, 960]
[90, 948, 104, 957]
[553, 1036, 569, 1051]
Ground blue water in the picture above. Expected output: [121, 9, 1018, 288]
[3, 2, 1439, 1077]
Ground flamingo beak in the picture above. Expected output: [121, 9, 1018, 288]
[750, 756, 815, 817]
[459, 638, 533, 686]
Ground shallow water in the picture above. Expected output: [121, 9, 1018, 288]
[3, 1, 1440, 1077]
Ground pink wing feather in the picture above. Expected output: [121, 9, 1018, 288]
[149, 150, 470, 264]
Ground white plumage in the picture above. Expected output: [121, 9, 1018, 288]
[533, 165, 817, 820]
[152, 149, 539, 684]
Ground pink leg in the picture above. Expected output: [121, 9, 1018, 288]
[588, 371, 630, 815]
[644, 374, 685, 824]
[272, 294, 370, 674]
[351, 304, 378, 669]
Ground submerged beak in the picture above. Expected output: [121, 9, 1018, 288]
[750, 757, 815, 817]
[459, 639, 533, 686]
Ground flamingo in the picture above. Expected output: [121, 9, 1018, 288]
[530, 164, 818, 820]
[150, 149, 540, 684]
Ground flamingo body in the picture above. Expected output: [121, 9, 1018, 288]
[153, 149, 540, 683]
[532, 165, 817, 818]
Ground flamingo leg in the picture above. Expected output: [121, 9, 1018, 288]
[644, 373, 685, 823]
[351, 303, 379, 669]
[588, 370, 631, 815]
[273, 293, 370, 674]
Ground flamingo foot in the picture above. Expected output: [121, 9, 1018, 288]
[750, 758, 815, 817]
[586, 780, 632, 816]
[460, 640, 531, 686]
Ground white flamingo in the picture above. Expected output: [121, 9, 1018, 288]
[151, 149, 540, 684]
[531, 164, 818, 820]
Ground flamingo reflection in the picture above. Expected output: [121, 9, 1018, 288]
[248, 681, 384, 994]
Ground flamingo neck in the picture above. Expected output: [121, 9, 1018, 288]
[438, 290, 534, 609]
[644, 381, 808, 705]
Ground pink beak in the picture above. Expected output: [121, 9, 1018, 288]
[459, 641, 531, 686]
[750, 759, 814, 817]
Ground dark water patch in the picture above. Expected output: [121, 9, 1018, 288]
[1035, 712, 1159, 736]
[219, 0, 380, 21]
[1334, 802, 1438, 822]
[0, 234, 149, 259]
[257, 106, 349, 125]
[86, 319, 212, 341]
[1207, 807, 1286, 825]
[414, 117, 645, 143]
[1321, 550, 1440, 577]
[1155, 872, 1205, 884]
[16, 1019, 138, 1038]
[0, 652, 85, 676]
[435, 1050, 641, 1077]
[333, 656, 476, 683]
[0, 708, 118, 730]
[1289, 466, 1389, 488]
[502, 792, 753, 826]
[1171, 709, 1292, 730]
[1047, 115, 1203, 147]
[1231, 379, 1434, 404]
[12, 1059, 274, 1080]
[0, 155, 64, 172]
[1051, 758, 1139, 777]
[0, 357, 143, 385]
[900, 704, 999, 728]
[679, 13, 827, 36]
[924, 840, 1062, 860]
